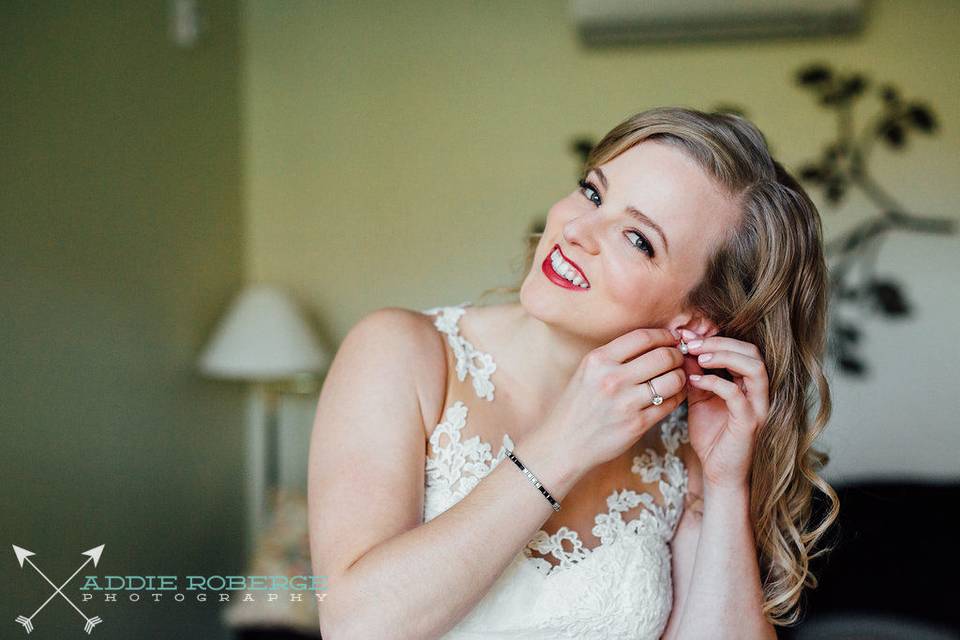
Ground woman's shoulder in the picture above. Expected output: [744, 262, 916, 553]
[345, 306, 450, 436]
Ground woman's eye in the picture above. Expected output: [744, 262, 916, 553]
[579, 178, 655, 259]
[626, 230, 655, 258]
[578, 179, 601, 206]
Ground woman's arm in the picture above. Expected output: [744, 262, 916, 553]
[308, 308, 586, 640]
[669, 330, 779, 638]
[660, 493, 704, 639]
[671, 482, 777, 640]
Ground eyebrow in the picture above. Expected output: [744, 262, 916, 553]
[590, 167, 670, 256]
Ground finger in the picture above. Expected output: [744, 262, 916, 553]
[628, 368, 686, 409]
[683, 334, 762, 361]
[679, 348, 709, 403]
[636, 381, 687, 426]
[694, 350, 769, 418]
[687, 374, 754, 435]
[602, 328, 679, 364]
[681, 344, 705, 375]
[623, 345, 684, 383]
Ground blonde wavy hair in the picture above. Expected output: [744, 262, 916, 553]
[480, 106, 840, 627]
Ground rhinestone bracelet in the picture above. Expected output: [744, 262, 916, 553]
[505, 448, 561, 512]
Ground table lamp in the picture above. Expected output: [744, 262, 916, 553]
[197, 283, 329, 542]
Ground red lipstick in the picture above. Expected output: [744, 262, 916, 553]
[541, 244, 590, 291]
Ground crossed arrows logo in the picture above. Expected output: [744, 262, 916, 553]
[12, 544, 105, 634]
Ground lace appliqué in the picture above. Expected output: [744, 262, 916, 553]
[525, 526, 591, 573]
[523, 404, 690, 576]
[419, 303, 688, 639]
[421, 302, 497, 402]
[423, 395, 690, 576]
[424, 400, 515, 523]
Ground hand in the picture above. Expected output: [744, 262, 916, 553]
[538, 328, 688, 477]
[679, 329, 770, 490]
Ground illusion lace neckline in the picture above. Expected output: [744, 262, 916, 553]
[420, 301, 689, 577]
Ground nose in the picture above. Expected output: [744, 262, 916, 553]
[562, 214, 600, 256]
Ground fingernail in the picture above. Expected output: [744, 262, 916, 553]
[698, 352, 712, 362]
[689, 374, 702, 381]
[680, 328, 698, 341]
[688, 339, 703, 349]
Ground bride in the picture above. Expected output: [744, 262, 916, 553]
[307, 106, 838, 639]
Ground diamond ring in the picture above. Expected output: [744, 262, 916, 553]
[647, 381, 663, 406]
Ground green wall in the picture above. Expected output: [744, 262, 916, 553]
[1, 2, 246, 638]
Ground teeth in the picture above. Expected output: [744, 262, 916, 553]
[550, 249, 588, 288]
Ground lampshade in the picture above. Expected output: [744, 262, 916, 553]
[197, 284, 329, 382]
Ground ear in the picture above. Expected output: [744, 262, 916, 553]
[670, 310, 720, 340]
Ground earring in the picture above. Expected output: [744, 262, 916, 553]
[679, 339, 689, 355]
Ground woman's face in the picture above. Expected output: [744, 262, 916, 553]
[519, 139, 741, 344]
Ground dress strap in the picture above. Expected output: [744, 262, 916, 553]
[420, 301, 497, 402]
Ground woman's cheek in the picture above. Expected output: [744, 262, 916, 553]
[612, 277, 672, 324]
[608, 269, 648, 305]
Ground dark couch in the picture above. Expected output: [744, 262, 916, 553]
[235, 480, 960, 639]
[778, 479, 959, 639]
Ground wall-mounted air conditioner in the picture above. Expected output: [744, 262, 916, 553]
[569, 0, 867, 46]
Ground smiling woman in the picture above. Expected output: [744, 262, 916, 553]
[499, 106, 839, 630]
[308, 106, 838, 639]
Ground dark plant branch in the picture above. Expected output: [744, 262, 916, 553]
[794, 62, 955, 376]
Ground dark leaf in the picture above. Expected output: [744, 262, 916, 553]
[906, 103, 937, 132]
[799, 164, 826, 183]
[571, 137, 595, 164]
[835, 322, 861, 343]
[881, 122, 906, 148]
[867, 279, 909, 316]
[838, 355, 866, 376]
[825, 176, 846, 203]
[839, 74, 868, 98]
[797, 64, 832, 86]
[880, 84, 900, 104]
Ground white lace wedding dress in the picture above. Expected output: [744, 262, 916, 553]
[419, 301, 691, 640]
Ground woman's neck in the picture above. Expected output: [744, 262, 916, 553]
[468, 301, 600, 416]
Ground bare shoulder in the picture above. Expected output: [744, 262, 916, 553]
[307, 306, 447, 612]
[344, 306, 448, 440]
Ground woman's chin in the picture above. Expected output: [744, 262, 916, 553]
[519, 277, 578, 324]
